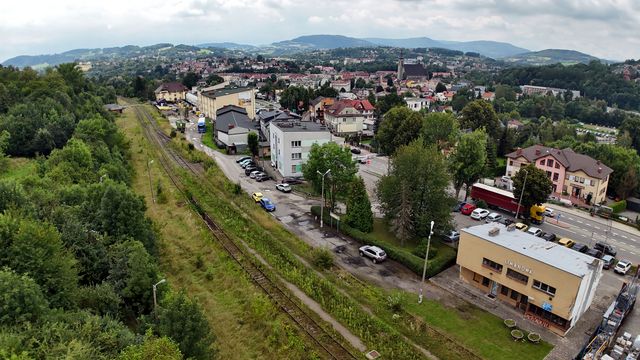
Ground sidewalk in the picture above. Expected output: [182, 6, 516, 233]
[546, 202, 640, 235]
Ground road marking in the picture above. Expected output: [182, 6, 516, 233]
[585, 223, 591, 227]
[594, 226, 600, 230]
[568, 217, 574, 221]
[622, 235, 628, 239]
[577, 220, 583, 224]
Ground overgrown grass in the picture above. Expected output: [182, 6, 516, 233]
[0, 157, 37, 181]
[117, 107, 318, 360]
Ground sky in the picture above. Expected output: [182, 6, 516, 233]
[1, 0, 640, 62]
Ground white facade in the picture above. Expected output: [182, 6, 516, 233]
[270, 123, 332, 178]
[405, 97, 429, 112]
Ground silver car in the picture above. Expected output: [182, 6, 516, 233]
[359, 245, 387, 264]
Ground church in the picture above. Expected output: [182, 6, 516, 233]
[397, 53, 429, 81]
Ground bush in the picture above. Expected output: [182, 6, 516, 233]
[475, 199, 488, 209]
[232, 182, 242, 195]
[386, 292, 405, 313]
[170, 129, 177, 138]
[411, 241, 439, 259]
[611, 200, 627, 213]
[311, 247, 334, 270]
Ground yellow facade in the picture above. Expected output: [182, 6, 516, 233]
[198, 88, 256, 120]
[563, 170, 609, 204]
[156, 90, 186, 102]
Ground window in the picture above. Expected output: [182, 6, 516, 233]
[291, 153, 302, 160]
[539, 160, 545, 165]
[510, 289, 520, 300]
[565, 174, 569, 180]
[343, 118, 347, 122]
[482, 277, 490, 287]
[291, 140, 301, 147]
[291, 165, 297, 173]
[580, 177, 585, 184]
[547, 159, 554, 167]
[506, 268, 529, 284]
[563, 185, 568, 192]
[546, 171, 552, 178]
[509, 160, 513, 166]
[482, 258, 503, 272]
[555, 163, 560, 169]
[553, 173, 559, 181]
[473, 273, 483, 283]
[500, 285, 510, 296]
[533, 280, 556, 296]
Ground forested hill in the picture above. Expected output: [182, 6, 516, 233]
[0, 65, 215, 358]
[496, 61, 640, 110]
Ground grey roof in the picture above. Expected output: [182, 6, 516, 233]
[462, 223, 601, 278]
[201, 87, 252, 99]
[215, 105, 253, 134]
[271, 121, 330, 133]
[257, 110, 301, 123]
[506, 145, 613, 180]
[403, 63, 428, 78]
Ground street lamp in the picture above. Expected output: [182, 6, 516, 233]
[317, 169, 331, 228]
[419, 220, 435, 304]
[153, 279, 166, 314]
[515, 169, 528, 220]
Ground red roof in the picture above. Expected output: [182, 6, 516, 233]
[326, 99, 374, 116]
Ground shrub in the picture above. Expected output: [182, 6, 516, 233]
[411, 241, 439, 259]
[475, 199, 488, 209]
[187, 143, 195, 151]
[311, 247, 334, 270]
[170, 129, 177, 138]
[386, 292, 406, 313]
[232, 182, 242, 195]
[610, 200, 627, 213]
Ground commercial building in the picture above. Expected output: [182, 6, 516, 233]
[506, 145, 613, 204]
[457, 223, 603, 336]
[198, 87, 256, 120]
[270, 121, 332, 178]
[155, 82, 188, 102]
[213, 105, 256, 151]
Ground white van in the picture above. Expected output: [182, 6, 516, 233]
[485, 212, 503, 223]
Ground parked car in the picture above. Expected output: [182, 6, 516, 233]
[558, 238, 575, 248]
[249, 170, 261, 179]
[240, 159, 254, 168]
[514, 222, 528, 232]
[498, 217, 514, 226]
[251, 192, 263, 202]
[236, 156, 252, 163]
[527, 227, 542, 237]
[470, 208, 490, 220]
[541, 232, 557, 242]
[276, 183, 292, 193]
[614, 260, 632, 275]
[586, 248, 603, 259]
[602, 255, 615, 269]
[350, 147, 362, 154]
[460, 203, 477, 215]
[544, 208, 555, 217]
[359, 245, 387, 264]
[453, 201, 466, 212]
[485, 212, 503, 223]
[255, 172, 270, 182]
[282, 177, 304, 185]
[443, 230, 460, 243]
[356, 156, 368, 164]
[259, 198, 276, 212]
[594, 242, 617, 257]
[244, 166, 257, 176]
[571, 243, 589, 253]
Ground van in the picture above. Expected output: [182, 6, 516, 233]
[485, 213, 503, 223]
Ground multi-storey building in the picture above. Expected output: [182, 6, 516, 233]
[198, 87, 256, 120]
[324, 99, 374, 136]
[270, 121, 332, 178]
[155, 82, 188, 102]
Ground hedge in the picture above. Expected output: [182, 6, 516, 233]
[611, 200, 627, 213]
[311, 206, 456, 277]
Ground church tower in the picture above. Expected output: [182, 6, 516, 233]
[397, 50, 404, 81]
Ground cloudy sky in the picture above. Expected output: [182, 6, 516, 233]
[1, 0, 639, 62]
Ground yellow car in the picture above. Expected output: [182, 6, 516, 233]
[251, 192, 263, 202]
[558, 238, 575, 248]
[514, 222, 528, 232]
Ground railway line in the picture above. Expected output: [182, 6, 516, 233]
[131, 105, 358, 360]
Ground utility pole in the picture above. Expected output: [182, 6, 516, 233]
[419, 221, 435, 304]
[317, 169, 331, 228]
[515, 169, 528, 220]
[153, 279, 166, 316]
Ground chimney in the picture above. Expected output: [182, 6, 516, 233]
[535, 149, 541, 155]
[516, 148, 522, 155]
[598, 167, 602, 173]
[228, 124, 234, 129]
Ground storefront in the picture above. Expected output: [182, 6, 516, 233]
[457, 223, 603, 336]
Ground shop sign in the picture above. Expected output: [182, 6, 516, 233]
[505, 260, 533, 274]
[542, 302, 553, 311]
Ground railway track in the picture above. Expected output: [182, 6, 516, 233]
[131, 105, 358, 360]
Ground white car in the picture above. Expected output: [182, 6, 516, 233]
[275, 183, 291, 193]
[359, 245, 387, 264]
[544, 208, 555, 217]
[485, 212, 503, 223]
[614, 260, 632, 275]
[527, 227, 542, 237]
[249, 170, 261, 179]
[470, 208, 490, 220]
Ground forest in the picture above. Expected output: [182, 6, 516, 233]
[0, 65, 214, 359]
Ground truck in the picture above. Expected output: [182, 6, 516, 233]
[176, 120, 186, 133]
[197, 117, 206, 134]
[470, 183, 546, 224]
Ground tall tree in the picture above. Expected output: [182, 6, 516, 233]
[391, 183, 413, 246]
[0, 269, 49, 326]
[345, 177, 373, 233]
[435, 82, 447, 93]
[181, 72, 200, 89]
[302, 142, 357, 209]
[512, 164, 553, 211]
[449, 129, 488, 199]
[247, 132, 259, 158]
[376, 107, 422, 155]
[421, 112, 459, 150]
[460, 100, 501, 140]
[616, 166, 638, 199]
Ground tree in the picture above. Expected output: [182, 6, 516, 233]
[133, 76, 148, 99]
[302, 142, 357, 209]
[435, 82, 447, 93]
[376, 107, 422, 155]
[0, 269, 49, 326]
[119, 330, 183, 360]
[391, 183, 413, 245]
[421, 112, 459, 150]
[247, 132, 259, 158]
[460, 100, 501, 140]
[616, 166, 638, 199]
[206, 74, 224, 86]
[494, 84, 516, 101]
[181, 72, 200, 89]
[377, 139, 454, 238]
[354, 78, 366, 89]
[512, 164, 553, 211]
[345, 177, 373, 233]
[448, 129, 488, 199]
[279, 85, 312, 112]
[375, 93, 406, 118]
[0, 130, 9, 172]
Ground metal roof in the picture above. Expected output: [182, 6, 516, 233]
[462, 223, 601, 277]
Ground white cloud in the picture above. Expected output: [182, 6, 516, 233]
[307, 16, 323, 23]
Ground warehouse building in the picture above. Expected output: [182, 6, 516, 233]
[457, 223, 603, 336]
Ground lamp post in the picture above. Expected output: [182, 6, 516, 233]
[515, 169, 528, 220]
[419, 220, 435, 304]
[317, 169, 331, 228]
[153, 279, 166, 315]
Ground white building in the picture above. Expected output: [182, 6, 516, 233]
[405, 97, 429, 112]
[270, 121, 332, 178]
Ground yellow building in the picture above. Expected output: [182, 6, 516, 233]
[154, 82, 188, 102]
[198, 87, 256, 120]
[457, 223, 602, 336]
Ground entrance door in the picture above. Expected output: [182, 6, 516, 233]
[519, 294, 529, 311]
[489, 281, 499, 298]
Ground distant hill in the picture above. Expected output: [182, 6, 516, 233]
[197, 42, 257, 51]
[502, 49, 602, 66]
[366, 37, 529, 58]
[271, 35, 373, 50]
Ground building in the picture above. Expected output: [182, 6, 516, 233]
[405, 97, 429, 112]
[256, 109, 301, 142]
[270, 121, 332, 178]
[324, 99, 374, 136]
[505, 145, 613, 204]
[308, 96, 335, 122]
[457, 223, 602, 336]
[520, 85, 581, 100]
[155, 82, 189, 102]
[198, 87, 256, 120]
[213, 105, 256, 150]
[397, 54, 429, 81]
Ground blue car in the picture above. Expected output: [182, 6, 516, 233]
[259, 198, 276, 212]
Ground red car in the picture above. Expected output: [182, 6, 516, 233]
[460, 203, 477, 215]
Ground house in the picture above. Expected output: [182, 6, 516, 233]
[256, 109, 301, 142]
[104, 104, 124, 114]
[198, 87, 256, 120]
[507, 119, 524, 131]
[482, 91, 495, 102]
[505, 145, 613, 204]
[331, 80, 351, 93]
[155, 82, 188, 102]
[213, 105, 256, 151]
[308, 97, 335, 121]
[270, 121, 332, 178]
[405, 97, 429, 112]
[324, 99, 374, 136]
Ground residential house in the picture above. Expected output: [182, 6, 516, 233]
[198, 87, 256, 120]
[324, 99, 374, 136]
[213, 105, 256, 151]
[332, 80, 351, 93]
[405, 97, 429, 112]
[482, 91, 495, 102]
[505, 145, 613, 204]
[308, 97, 335, 122]
[256, 109, 301, 141]
[155, 82, 188, 102]
[270, 121, 332, 178]
[507, 119, 524, 131]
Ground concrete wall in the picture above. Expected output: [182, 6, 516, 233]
[271, 127, 331, 177]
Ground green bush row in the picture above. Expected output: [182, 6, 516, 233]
[311, 206, 456, 278]
[610, 199, 627, 213]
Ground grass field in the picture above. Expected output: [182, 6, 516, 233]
[0, 158, 36, 181]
